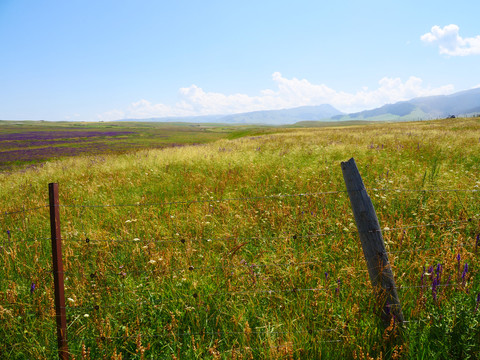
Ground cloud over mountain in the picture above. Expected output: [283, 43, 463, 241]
[98, 73, 454, 121]
[421, 24, 480, 56]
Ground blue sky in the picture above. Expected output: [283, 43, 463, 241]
[1, 0, 480, 121]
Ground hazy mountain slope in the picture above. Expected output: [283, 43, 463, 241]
[218, 105, 343, 124]
[119, 105, 343, 125]
[118, 88, 480, 124]
[334, 87, 480, 121]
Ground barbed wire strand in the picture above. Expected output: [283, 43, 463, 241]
[57, 190, 347, 209]
[63, 231, 333, 244]
[54, 187, 480, 209]
[376, 217, 478, 233]
[1, 205, 49, 217]
[61, 259, 326, 279]
[366, 188, 479, 193]
[2, 187, 478, 216]
[74, 326, 342, 344]
[63, 287, 336, 312]
[59, 215, 475, 246]
[388, 241, 471, 255]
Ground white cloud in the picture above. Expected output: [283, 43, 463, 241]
[64, 113, 81, 120]
[421, 24, 480, 56]
[97, 73, 455, 120]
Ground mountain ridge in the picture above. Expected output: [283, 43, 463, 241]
[119, 87, 480, 125]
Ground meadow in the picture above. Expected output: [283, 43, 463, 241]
[0, 120, 273, 172]
[0, 118, 479, 359]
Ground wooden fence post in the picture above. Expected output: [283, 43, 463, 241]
[341, 158, 404, 327]
[49, 183, 69, 359]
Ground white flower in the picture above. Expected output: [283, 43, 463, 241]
[84, 314, 89, 318]
[67, 298, 75, 303]
[133, 238, 140, 242]
[148, 260, 156, 264]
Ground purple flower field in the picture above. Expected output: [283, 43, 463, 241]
[0, 130, 134, 141]
[0, 122, 239, 171]
[0, 130, 136, 170]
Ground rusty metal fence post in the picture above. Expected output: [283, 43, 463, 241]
[49, 183, 69, 359]
[341, 158, 404, 328]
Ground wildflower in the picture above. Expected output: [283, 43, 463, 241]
[324, 272, 328, 281]
[6, 230, 11, 240]
[67, 298, 75, 303]
[148, 260, 156, 264]
[84, 314, 89, 318]
[432, 277, 438, 302]
[462, 263, 468, 284]
[435, 263, 442, 282]
[425, 266, 433, 277]
[30, 283, 36, 294]
[476, 293, 480, 312]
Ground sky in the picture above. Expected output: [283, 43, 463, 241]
[1, 0, 480, 121]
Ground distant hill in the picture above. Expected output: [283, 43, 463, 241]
[333, 87, 480, 121]
[218, 105, 343, 124]
[119, 88, 480, 125]
[120, 105, 343, 125]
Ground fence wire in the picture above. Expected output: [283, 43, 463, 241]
[1, 185, 479, 357]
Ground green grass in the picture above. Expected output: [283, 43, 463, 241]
[0, 118, 479, 359]
[0, 120, 277, 172]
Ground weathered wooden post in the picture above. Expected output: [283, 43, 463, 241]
[341, 158, 404, 327]
[49, 183, 69, 359]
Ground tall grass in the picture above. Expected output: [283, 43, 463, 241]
[1, 118, 479, 359]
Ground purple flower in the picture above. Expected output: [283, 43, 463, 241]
[435, 263, 442, 282]
[432, 278, 438, 302]
[6, 230, 10, 239]
[476, 293, 480, 312]
[457, 254, 461, 263]
[324, 272, 328, 281]
[30, 282, 36, 294]
[462, 263, 468, 284]
[428, 266, 434, 281]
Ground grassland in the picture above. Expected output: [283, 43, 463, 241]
[1, 118, 480, 359]
[0, 120, 274, 172]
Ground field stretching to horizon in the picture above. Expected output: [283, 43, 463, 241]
[0, 120, 279, 172]
[1, 117, 480, 359]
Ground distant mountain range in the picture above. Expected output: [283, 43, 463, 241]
[121, 87, 480, 125]
[121, 104, 342, 125]
[333, 87, 480, 122]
